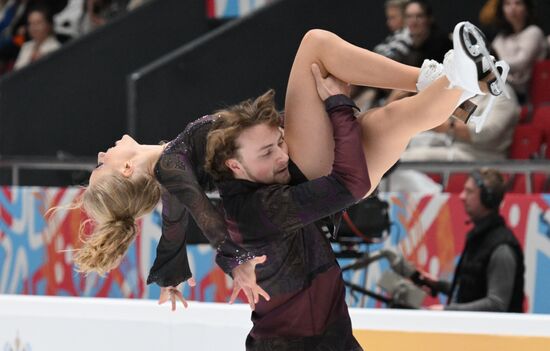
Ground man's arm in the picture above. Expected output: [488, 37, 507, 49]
[445, 245, 517, 312]
[311, 63, 371, 199]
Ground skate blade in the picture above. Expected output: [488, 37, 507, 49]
[469, 95, 496, 133]
[487, 61, 510, 97]
[470, 61, 509, 133]
[461, 23, 510, 98]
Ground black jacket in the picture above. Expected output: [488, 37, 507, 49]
[448, 212, 525, 312]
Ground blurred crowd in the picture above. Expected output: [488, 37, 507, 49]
[0, 0, 151, 73]
[362, 0, 549, 193]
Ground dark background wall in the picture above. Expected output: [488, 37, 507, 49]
[0, 0, 213, 157]
[1, 0, 547, 160]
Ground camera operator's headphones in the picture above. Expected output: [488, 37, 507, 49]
[470, 170, 503, 210]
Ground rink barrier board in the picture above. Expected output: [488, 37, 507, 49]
[1, 295, 549, 351]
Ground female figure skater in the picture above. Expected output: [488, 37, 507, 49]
[74, 21, 506, 312]
[80, 116, 269, 310]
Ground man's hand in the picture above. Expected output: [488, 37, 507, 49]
[431, 119, 452, 134]
[311, 63, 351, 100]
[230, 255, 271, 310]
[158, 278, 196, 312]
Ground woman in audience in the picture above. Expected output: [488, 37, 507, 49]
[14, 5, 60, 70]
[491, 0, 548, 103]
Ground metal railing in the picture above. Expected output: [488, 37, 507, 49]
[1, 157, 549, 190]
[386, 160, 550, 193]
[0, 157, 96, 186]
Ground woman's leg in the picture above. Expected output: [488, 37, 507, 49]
[358, 76, 461, 195]
[285, 25, 496, 195]
[284, 29, 420, 179]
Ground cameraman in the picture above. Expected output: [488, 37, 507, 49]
[428, 168, 525, 312]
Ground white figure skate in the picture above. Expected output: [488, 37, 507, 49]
[445, 21, 510, 132]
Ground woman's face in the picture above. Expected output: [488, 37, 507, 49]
[405, 3, 431, 39]
[503, 0, 527, 28]
[90, 135, 140, 185]
[28, 11, 51, 42]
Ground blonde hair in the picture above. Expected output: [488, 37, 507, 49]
[205, 89, 281, 181]
[74, 172, 161, 276]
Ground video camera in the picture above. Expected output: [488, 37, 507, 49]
[339, 195, 391, 243]
[342, 248, 450, 309]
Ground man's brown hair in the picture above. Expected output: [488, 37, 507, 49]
[472, 167, 507, 209]
[205, 89, 281, 181]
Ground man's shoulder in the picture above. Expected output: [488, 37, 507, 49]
[486, 223, 520, 250]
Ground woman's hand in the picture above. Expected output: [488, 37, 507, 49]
[311, 63, 351, 100]
[158, 278, 196, 311]
[230, 255, 270, 310]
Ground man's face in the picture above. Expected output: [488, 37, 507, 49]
[459, 177, 490, 221]
[227, 123, 291, 185]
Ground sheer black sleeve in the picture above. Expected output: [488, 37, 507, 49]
[147, 149, 254, 287]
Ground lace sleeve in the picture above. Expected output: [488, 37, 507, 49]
[148, 151, 254, 285]
[146, 193, 192, 287]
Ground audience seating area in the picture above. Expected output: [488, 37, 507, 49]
[0, 1, 548, 193]
[422, 60, 550, 194]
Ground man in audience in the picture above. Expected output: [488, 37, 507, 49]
[373, 0, 412, 62]
[378, 0, 452, 108]
[386, 79, 519, 193]
[354, 0, 412, 110]
[79, 0, 128, 35]
[401, 83, 519, 162]
[427, 168, 525, 312]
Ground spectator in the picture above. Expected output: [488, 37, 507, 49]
[355, 0, 412, 111]
[382, 0, 451, 106]
[480, 0, 499, 27]
[402, 0, 451, 67]
[127, 0, 150, 11]
[53, 0, 85, 40]
[478, 0, 502, 41]
[427, 168, 525, 312]
[14, 5, 60, 70]
[373, 0, 412, 62]
[78, 0, 127, 35]
[492, 0, 548, 103]
[401, 83, 519, 162]
[0, 0, 29, 71]
[0, 1, 23, 35]
[386, 84, 519, 193]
